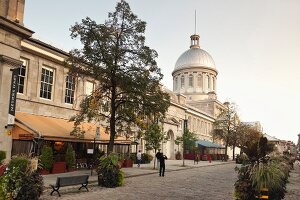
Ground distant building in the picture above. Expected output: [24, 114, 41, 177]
[242, 121, 263, 132]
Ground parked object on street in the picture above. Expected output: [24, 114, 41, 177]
[50, 175, 89, 197]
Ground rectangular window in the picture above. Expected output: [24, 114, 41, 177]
[40, 67, 54, 100]
[18, 59, 28, 94]
[85, 81, 94, 95]
[65, 75, 76, 104]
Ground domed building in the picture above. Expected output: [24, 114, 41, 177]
[157, 34, 226, 159]
[172, 34, 217, 102]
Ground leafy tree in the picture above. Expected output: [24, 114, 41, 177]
[176, 129, 197, 166]
[143, 123, 164, 169]
[67, 0, 170, 153]
[176, 129, 198, 152]
[212, 102, 239, 159]
[65, 144, 75, 169]
[39, 145, 53, 171]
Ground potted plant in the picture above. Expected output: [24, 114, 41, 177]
[0, 155, 43, 199]
[97, 153, 124, 187]
[39, 145, 54, 174]
[65, 143, 75, 172]
[122, 154, 133, 168]
[0, 150, 6, 176]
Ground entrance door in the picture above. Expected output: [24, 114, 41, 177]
[166, 130, 175, 159]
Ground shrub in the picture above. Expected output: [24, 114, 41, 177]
[0, 155, 43, 200]
[39, 145, 53, 170]
[141, 153, 153, 163]
[0, 151, 6, 164]
[97, 153, 124, 188]
[234, 164, 257, 200]
[65, 144, 75, 169]
[130, 153, 137, 163]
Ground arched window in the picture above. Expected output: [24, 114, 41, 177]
[181, 75, 185, 88]
[174, 77, 178, 90]
[197, 74, 202, 88]
[207, 75, 210, 90]
[213, 77, 216, 91]
[189, 74, 193, 87]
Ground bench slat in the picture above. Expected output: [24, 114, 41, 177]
[56, 175, 89, 187]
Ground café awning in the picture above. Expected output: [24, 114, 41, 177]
[196, 140, 224, 148]
[13, 112, 130, 144]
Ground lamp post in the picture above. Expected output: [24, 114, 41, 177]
[183, 119, 188, 167]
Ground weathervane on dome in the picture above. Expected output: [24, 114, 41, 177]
[194, 10, 197, 34]
[190, 10, 200, 49]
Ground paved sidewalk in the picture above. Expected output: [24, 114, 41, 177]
[43, 160, 232, 190]
[285, 162, 300, 200]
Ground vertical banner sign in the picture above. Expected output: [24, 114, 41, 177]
[183, 119, 188, 132]
[7, 67, 20, 126]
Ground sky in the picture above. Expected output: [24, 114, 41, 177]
[24, 0, 300, 143]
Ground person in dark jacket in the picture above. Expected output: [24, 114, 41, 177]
[155, 149, 162, 170]
[159, 154, 167, 177]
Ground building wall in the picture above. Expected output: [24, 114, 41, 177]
[0, 0, 32, 160]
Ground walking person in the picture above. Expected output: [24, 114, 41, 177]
[159, 154, 167, 177]
[136, 150, 142, 167]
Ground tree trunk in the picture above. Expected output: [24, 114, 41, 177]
[232, 144, 236, 160]
[108, 78, 117, 154]
[154, 149, 156, 169]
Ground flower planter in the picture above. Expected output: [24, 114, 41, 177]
[39, 168, 50, 175]
[122, 159, 133, 168]
[52, 162, 66, 174]
[0, 164, 6, 176]
[117, 161, 123, 169]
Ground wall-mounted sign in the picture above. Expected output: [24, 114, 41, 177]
[7, 67, 20, 127]
[87, 149, 94, 154]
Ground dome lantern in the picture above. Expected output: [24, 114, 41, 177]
[190, 34, 200, 49]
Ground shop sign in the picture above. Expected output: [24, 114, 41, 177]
[7, 67, 20, 126]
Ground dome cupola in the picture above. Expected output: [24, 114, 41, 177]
[172, 34, 218, 101]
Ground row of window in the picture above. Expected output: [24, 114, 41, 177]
[174, 74, 216, 90]
[18, 58, 94, 104]
[188, 116, 213, 136]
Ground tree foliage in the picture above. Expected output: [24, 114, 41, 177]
[176, 129, 198, 152]
[143, 123, 164, 169]
[212, 102, 239, 157]
[144, 123, 164, 152]
[67, 0, 170, 153]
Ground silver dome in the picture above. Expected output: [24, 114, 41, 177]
[174, 48, 216, 71]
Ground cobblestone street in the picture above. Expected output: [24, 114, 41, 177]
[41, 163, 237, 200]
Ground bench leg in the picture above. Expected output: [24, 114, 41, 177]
[50, 186, 61, 197]
[79, 183, 89, 192]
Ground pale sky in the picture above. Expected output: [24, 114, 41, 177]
[24, 0, 300, 143]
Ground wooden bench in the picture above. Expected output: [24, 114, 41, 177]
[50, 175, 89, 197]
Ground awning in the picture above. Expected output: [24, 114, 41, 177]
[13, 112, 130, 144]
[196, 140, 224, 148]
